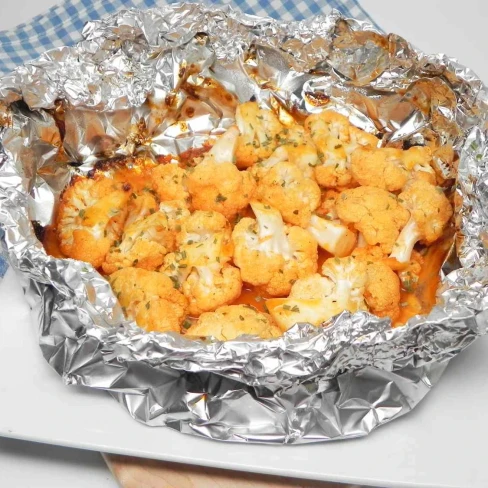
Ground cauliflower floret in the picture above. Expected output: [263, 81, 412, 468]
[57, 175, 130, 268]
[390, 180, 453, 263]
[322, 255, 399, 321]
[232, 201, 318, 296]
[307, 214, 357, 257]
[350, 147, 409, 192]
[267, 256, 367, 331]
[402, 146, 436, 184]
[253, 152, 321, 227]
[234, 102, 285, 168]
[187, 126, 256, 219]
[250, 144, 317, 180]
[183, 263, 242, 316]
[364, 262, 401, 321]
[335, 186, 410, 253]
[305, 111, 378, 188]
[109, 267, 188, 333]
[162, 210, 240, 315]
[351, 250, 401, 321]
[102, 210, 175, 275]
[159, 199, 191, 232]
[186, 304, 282, 340]
[163, 225, 232, 289]
[151, 163, 189, 203]
[351, 244, 386, 262]
[316, 189, 340, 219]
[351, 248, 402, 321]
[266, 275, 337, 331]
[123, 192, 159, 227]
[176, 209, 232, 252]
[321, 257, 367, 312]
[252, 143, 319, 181]
[350, 146, 436, 191]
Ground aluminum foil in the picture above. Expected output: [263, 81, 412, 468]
[0, 3, 488, 444]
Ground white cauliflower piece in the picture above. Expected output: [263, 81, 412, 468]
[304, 110, 378, 188]
[232, 201, 318, 296]
[187, 126, 256, 219]
[251, 145, 321, 227]
[307, 214, 357, 257]
[267, 257, 367, 331]
[161, 210, 241, 315]
[57, 174, 130, 268]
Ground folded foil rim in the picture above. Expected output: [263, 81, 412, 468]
[0, 3, 487, 443]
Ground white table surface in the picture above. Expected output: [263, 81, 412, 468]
[0, 1, 487, 487]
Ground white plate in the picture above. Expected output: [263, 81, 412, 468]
[0, 268, 487, 488]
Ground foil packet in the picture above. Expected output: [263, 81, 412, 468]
[0, 3, 487, 444]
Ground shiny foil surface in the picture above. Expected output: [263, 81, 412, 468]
[0, 3, 487, 444]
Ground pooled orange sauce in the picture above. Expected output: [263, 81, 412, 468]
[234, 287, 272, 313]
[395, 235, 453, 326]
[43, 225, 65, 259]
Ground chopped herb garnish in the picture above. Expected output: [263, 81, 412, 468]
[145, 302, 151, 310]
[182, 319, 192, 329]
[78, 209, 86, 219]
[215, 193, 227, 203]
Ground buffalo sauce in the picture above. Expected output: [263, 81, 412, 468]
[233, 287, 272, 313]
[43, 225, 65, 259]
[395, 234, 453, 326]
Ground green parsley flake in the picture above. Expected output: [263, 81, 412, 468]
[215, 193, 227, 203]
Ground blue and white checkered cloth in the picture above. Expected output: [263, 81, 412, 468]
[0, 0, 375, 279]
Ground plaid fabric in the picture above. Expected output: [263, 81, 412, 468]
[0, 0, 375, 278]
[0, 0, 375, 75]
